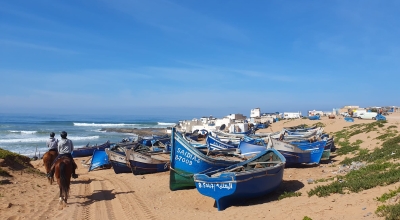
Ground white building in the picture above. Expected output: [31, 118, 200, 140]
[227, 113, 246, 121]
[260, 113, 278, 123]
[283, 112, 302, 119]
[250, 108, 261, 118]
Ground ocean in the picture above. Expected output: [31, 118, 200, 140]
[0, 113, 182, 157]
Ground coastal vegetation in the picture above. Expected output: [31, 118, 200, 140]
[306, 120, 400, 219]
[278, 191, 302, 200]
[0, 148, 44, 176]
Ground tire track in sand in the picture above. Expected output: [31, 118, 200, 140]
[72, 178, 92, 220]
[89, 173, 157, 220]
[92, 178, 116, 220]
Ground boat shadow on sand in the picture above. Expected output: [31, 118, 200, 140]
[214, 179, 304, 209]
[70, 179, 135, 206]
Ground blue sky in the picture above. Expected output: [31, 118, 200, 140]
[0, 0, 399, 117]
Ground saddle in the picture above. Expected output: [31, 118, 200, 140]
[57, 156, 77, 169]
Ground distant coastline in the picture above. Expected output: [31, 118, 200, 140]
[100, 127, 167, 136]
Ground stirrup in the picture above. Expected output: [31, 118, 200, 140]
[46, 173, 53, 178]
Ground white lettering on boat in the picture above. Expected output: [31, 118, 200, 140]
[197, 182, 233, 191]
[176, 148, 200, 165]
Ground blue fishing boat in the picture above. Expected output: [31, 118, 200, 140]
[105, 148, 131, 174]
[308, 115, 320, 120]
[185, 132, 199, 141]
[88, 150, 111, 171]
[170, 128, 242, 191]
[269, 137, 325, 165]
[142, 134, 170, 146]
[376, 114, 386, 121]
[237, 141, 267, 156]
[206, 135, 238, 151]
[72, 140, 111, 158]
[344, 117, 354, 122]
[284, 125, 316, 132]
[193, 148, 286, 211]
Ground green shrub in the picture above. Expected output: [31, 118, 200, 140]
[376, 188, 400, 202]
[278, 191, 302, 200]
[376, 204, 400, 220]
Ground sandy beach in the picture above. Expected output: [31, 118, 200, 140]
[1, 113, 400, 220]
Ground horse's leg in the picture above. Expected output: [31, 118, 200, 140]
[59, 186, 64, 208]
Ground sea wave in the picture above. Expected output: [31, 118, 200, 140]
[9, 130, 38, 134]
[0, 135, 100, 144]
[157, 122, 176, 126]
[74, 123, 138, 127]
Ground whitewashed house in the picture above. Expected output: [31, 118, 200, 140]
[250, 108, 261, 118]
[283, 112, 302, 119]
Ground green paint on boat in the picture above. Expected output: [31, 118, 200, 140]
[169, 168, 196, 191]
[321, 149, 330, 160]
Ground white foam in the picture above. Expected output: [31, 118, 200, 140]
[157, 122, 176, 126]
[70, 135, 100, 141]
[0, 137, 47, 143]
[9, 130, 37, 134]
[74, 123, 138, 127]
[0, 135, 100, 143]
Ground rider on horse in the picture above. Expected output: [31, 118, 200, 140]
[46, 132, 58, 152]
[47, 131, 78, 179]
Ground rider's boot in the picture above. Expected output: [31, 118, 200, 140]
[71, 161, 78, 179]
[46, 165, 55, 178]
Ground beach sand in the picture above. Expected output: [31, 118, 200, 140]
[1, 113, 400, 220]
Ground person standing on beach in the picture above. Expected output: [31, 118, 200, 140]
[47, 131, 78, 179]
[46, 132, 58, 152]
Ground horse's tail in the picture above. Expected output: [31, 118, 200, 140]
[59, 162, 70, 199]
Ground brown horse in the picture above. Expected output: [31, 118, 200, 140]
[43, 150, 58, 184]
[54, 156, 72, 209]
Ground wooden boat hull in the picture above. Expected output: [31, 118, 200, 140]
[72, 141, 111, 158]
[271, 138, 325, 165]
[170, 128, 239, 191]
[105, 148, 131, 174]
[125, 149, 169, 175]
[194, 149, 285, 211]
[321, 137, 334, 159]
[206, 135, 237, 151]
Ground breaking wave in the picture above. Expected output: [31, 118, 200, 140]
[73, 123, 138, 127]
[9, 130, 37, 134]
[0, 135, 100, 144]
